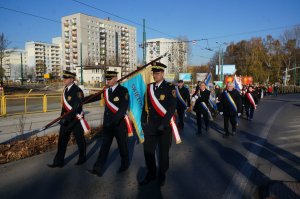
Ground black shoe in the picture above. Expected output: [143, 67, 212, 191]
[75, 157, 86, 165]
[223, 133, 230, 138]
[47, 163, 63, 168]
[117, 164, 129, 173]
[158, 174, 166, 187]
[139, 173, 156, 186]
[87, 169, 103, 177]
[206, 127, 210, 133]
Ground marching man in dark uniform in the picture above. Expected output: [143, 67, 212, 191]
[188, 82, 211, 135]
[245, 85, 258, 121]
[48, 71, 89, 168]
[140, 62, 179, 187]
[219, 82, 242, 137]
[86, 71, 132, 177]
[176, 80, 191, 130]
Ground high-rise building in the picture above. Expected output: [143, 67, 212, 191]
[25, 38, 61, 81]
[2, 49, 27, 81]
[61, 13, 137, 77]
[146, 38, 188, 75]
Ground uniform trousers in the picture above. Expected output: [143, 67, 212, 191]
[54, 122, 86, 165]
[224, 115, 237, 133]
[143, 128, 172, 177]
[94, 121, 129, 170]
[196, 111, 209, 134]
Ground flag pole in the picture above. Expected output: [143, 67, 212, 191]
[41, 53, 168, 131]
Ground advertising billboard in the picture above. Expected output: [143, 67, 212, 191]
[179, 73, 192, 82]
[215, 65, 236, 75]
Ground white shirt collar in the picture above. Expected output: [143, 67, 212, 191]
[109, 83, 118, 92]
[155, 80, 164, 88]
[66, 83, 74, 91]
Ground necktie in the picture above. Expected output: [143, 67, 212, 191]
[109, 87, 112, 95]
[64, 87, 68, 95]
[155, 85, 158, 91]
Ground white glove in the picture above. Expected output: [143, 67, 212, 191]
[220, 112, 223, 115]
[238, 113, 241, 117]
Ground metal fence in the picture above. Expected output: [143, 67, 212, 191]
[0, 93, 103, 117]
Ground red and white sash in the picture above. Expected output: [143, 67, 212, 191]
[103, 88, 133, 137]
[246, 92, 257, 109]
[62, 88, 91, 133]
[148, 84, 182, 144]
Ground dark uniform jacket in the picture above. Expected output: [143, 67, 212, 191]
[84, 84, 129, 128]
[61, 84, 84, 125]
[219, 89, 242, 116]
[244, 91, 258, 109]
[192, 89, 210, 113]
[141, 80, 177, 135]
[177, 86, 191, 109]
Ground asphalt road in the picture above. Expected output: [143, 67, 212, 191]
[0, 94, 299, 199]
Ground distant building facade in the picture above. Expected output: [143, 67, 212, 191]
[146, 38, 188, 75]
[25, 37, 61, 81]
[62, 13, 137, 78]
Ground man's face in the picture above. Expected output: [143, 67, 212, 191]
[153, 71, 164, 83]
[178, 82, 183, 88]
[63, 77, 74, 86]
[200, 83, 206, 91]
[227, 84, 234, 91]
[106, 77, 118, 87]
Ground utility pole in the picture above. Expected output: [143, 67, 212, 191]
[221, 48, 224, 82]
[21, 52, 23, 85]
[80, 42, 83, 85]
[143, 19, 146, 64]
[284, 67, 288, 86]
[218, 47, 221, 81]
[294, 62, 296, 86]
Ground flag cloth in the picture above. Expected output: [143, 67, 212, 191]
[121, 67, 153, 143]
[234, 74, 242, 92]
[204, 73, 218, 111]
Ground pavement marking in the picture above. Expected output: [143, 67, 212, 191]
[222, 104, 286, 199]
[278, 135, 300, 140]
[277, 142, 300, 148]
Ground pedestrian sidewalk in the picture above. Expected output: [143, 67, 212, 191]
[0, 106, 104, 143]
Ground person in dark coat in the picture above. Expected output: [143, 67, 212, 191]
[86, 71, 131, 176]
[140, 62, 177, 187]
[219, 82, 242, 137]
[48, 70, 88, 168]
[244, 85, 258, 121]
[176, 80, 190, 129]
[189, 82, 211, 135]
[215, 84, 222, 111]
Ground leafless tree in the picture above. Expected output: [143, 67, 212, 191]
[0, 33, 11, 81]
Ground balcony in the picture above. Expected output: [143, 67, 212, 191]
[65, 44, 70, 49]
[64, 22, 69, 27]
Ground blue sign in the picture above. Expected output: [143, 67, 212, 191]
[179, 73, 192, 82]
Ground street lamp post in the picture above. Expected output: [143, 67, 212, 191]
[216, 42, 227, 82]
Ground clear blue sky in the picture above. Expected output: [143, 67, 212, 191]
[1, 0, 300, 65]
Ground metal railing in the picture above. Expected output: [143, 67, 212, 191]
[0, 93, 103, 117]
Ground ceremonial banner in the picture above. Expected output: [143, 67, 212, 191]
[234, 74, 242, 92]
[121, 67, 153, 143]
[204, 73, 217, 111]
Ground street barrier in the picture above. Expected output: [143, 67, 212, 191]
[0, 92, 103, 117]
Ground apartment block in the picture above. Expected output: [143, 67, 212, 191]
[25, 38, 61, 81]
[2, 49, 27, 81]
[146, 38, 188, 75]
[61, 13, 137, 78]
